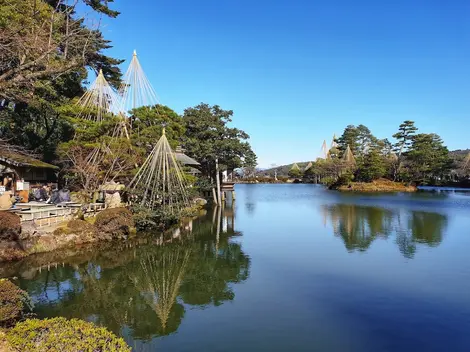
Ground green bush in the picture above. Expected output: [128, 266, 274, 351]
[131, 204, 179, 231]
[7, 317, 131, 352]
[327, 172, 354, 189]
[0, 279, 33, 327]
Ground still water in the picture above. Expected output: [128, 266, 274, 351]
[2, 184, 470, 351]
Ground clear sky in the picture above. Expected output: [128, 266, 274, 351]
[99, 0, 470, 168]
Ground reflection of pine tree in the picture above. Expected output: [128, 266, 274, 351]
[322, 204, 447, 258]
[323, 204, 393, 251]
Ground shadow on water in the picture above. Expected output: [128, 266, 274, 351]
[321, 203, 448, 259]
[4, 204, 250, 346]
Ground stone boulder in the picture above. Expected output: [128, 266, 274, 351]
[0, 212, 21, 241]
[54, 220, 100, 243]
[94, 208, 135, 238]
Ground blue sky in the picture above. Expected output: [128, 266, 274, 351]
[98, 0, 469, 167]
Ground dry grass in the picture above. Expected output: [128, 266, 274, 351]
[338, 178, 417, 193]
[0, 330, 12, 352]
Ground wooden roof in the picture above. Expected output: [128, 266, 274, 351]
[0, 150, 59, 169]
[175, 152, 200, 166]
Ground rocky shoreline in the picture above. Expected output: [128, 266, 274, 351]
[0, 208, 136, 263]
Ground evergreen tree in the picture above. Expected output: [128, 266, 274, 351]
[393, 120, 418, 156]
[337, 125, 360, 157]
[356, 149, 386, 182]
[406, 133, 453, 183]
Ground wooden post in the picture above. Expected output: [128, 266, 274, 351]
[232, 190, 236, 201]
[212, 188, 217, 204]
[215, 158, 221, 205]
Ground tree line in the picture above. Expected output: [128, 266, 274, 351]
[287, 121, 469, 186]
[0, 0, 256, 192]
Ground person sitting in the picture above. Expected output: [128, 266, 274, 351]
[58, 187, 71, 203]
[47, 187, 60, 204]
[0, 191, 13, 210]
[34, 185, 49, 202]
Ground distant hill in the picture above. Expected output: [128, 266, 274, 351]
[257, 162, 311, 177]
[450, 149, 470, 161]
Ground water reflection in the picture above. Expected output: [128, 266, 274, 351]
[321, 203, 447, 258]
[12, 206, 250, 343]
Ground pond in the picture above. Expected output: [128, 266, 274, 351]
[2, 184, 470, 351]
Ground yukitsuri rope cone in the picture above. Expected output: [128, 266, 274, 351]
[119, 50, 159, 114]
[128, 129, 190, 213]
[76, 69, 121, 122]
[343, 145, 356, 165]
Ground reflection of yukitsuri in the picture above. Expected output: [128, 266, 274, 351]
[138, 247, 191, 333]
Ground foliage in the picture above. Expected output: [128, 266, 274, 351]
[356, 148, 386, 182]
[405, 133, 454, 184]
[288, 165, 302, 178]
[265, 120, 457, 187]
[131, 105, 185, 150]
[6, 317, 131, 352]
[194, 176, 215, 194]
[393, 120, 418, 157]
[0, 0, 122, 101]
[328, 171, 354, 189]
[0, 279, 33, 327]
[0, 212, 21, 241]
[0, 0, 123, 162]
[183, 103, 256, 178]
[94, 208, 135, 237]
[336, 125, 360, 157]
[130, 204, 180, 231]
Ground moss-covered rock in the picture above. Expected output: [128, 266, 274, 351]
[0, 212, 21, 241]
[0, 279, 32, 327]
[6, 317, 131, 352]
[53, 219, 99, 243]
[95, 208, 134, 238]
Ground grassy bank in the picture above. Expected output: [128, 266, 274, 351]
[335, 179, 417, 192]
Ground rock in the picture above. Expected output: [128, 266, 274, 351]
[105, 192, 122, 208]
[0, 212, 21, 241]
[94, 207, 134, 238]
[54, 220, 101, 243]
[194, 198, 208, 206]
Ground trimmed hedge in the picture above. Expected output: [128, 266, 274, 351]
[95, 208, 134, 238]
[0, 279, 32, 326]
[7, 317, 131, 351]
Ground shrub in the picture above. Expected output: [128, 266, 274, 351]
[7, 317, 131, 352]
[0, 212, 21, 241]
[0, 279, 33, 326]
[328, 172, 354, 190]
[131, 204, 179, 231]
[95, 207, 134, 238]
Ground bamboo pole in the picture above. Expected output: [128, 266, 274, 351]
[215, 158, 221, 205]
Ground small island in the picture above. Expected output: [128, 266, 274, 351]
[254, 121, 470, 191]
[331, 178, 416, 193]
